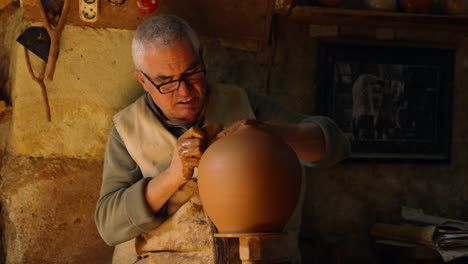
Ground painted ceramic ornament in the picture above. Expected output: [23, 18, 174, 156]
[198, 126, 302, 233]
[135, 0, 159, 14]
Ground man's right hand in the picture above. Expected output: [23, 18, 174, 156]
[144, 123, 222, 213]
[168, 123, 223, 184]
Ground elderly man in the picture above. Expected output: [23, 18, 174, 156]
[95, 15, 349, 264]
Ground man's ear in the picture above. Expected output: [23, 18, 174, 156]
[134, 71, 149, 92]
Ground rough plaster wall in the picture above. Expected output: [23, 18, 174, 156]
[1, 155, 113, 264]
[2, 24, 141, 263]
[10, 25, 142, 158]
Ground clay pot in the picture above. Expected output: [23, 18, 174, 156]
[366, 0, 398, 11]
[441, 0, 465, 14]
[318, 0, 345, 7]
[198, 126, 301, 233]
[399, 0, 433, 12]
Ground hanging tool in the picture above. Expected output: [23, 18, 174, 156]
[38, 0, 70, 81]
[16, 27, 51, 62]
[23, 47, 51, 121]
[16, 0, 70, 121]
[17, 26, 52, 121]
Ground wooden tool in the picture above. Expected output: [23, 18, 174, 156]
[24, 47, 51, 121]
[214, 232, 286, 264]
[20, 0, 70, 121]
[38, 0, 70, 81]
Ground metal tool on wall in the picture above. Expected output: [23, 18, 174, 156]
[16, 27, 51, 62]
[16, 0, 70, 121]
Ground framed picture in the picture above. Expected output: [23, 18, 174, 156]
[317, 40, 454, 162]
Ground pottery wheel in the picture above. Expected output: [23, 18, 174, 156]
[214, 232, 287, 264]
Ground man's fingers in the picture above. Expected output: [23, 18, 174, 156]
[179, 138, 205, 148]
[203, 122, 223, 146]
[208, 123, 240, 145]
[180, 126, 206, 139]
[182, 158, 200, 180]
[202, 122, 223, 142]
[184, 157, 200, 168]
[208, 119, 257, 145]
[179, 145, 204, 159]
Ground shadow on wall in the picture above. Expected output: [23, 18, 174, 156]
[0, 1, 21, 105]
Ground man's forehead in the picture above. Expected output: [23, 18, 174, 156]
[141, 42, 200, 77]
[145, 41, 197, 59]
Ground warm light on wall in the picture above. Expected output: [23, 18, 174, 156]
[0, 0, 15, 10]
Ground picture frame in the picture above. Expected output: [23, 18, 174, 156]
[317, 39, 454, 162]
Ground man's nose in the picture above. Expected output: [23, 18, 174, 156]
[177, 80, 192, 96]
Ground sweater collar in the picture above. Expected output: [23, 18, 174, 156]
[144, 91, 208, 137]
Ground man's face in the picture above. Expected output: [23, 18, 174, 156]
[135, 40, 207, 125]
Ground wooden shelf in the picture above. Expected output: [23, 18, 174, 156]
[288, 5, 468, 32]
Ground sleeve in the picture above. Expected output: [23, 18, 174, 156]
[245, 88, 308, 123]
[246, 88, 351, 168]
[95, 126, 169, 246]
[298, 116, 351, 168]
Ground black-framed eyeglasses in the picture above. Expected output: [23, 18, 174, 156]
[140, 68, 207, 94]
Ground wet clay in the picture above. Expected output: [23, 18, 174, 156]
[198, 126, 301, 233]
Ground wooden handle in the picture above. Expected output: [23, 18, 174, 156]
[24, 47, 52, 122]
[38, 0, 71, 81]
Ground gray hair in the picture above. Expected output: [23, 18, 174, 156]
[132, 15, 200, 70]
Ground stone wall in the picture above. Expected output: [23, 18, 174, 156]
[1, 6, 468, 264]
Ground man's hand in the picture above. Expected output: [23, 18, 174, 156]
[210, 119, 327, 163]
[169, 123, 223, 183]
[209, 119, 271, 145]
[170, 127, 205, 182]
[144, 123, 222, 213]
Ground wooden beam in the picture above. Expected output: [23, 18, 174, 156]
[288, 6, 468, 32]
[22, 0, 274, 45]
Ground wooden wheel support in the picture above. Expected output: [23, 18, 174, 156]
[214, 232, 286, 264]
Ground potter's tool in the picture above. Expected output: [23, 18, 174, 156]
[214, 232, 286, 264]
